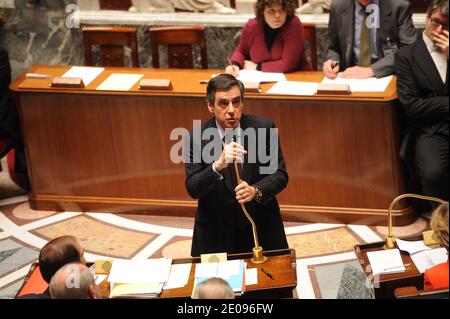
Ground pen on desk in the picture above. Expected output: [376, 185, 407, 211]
[382, 263, 411, 271]
[261, 268, 274, 280]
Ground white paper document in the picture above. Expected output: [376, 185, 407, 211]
[237, 70, 287, 83]
[245, 268, 258, 286]
[396, 238, 431, 255]
[96, 73, 144, 91]
[267, 81, 318, 96]
[367, 249, 406, 275]
[62, 66, 104, 86]
[321, 75, 393, 92]
[163, 263, 192, 290]
[410, 248, 448, 274]
[108, 258, 172, 284]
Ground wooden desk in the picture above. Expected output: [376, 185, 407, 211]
[16, 249, 297, 299]
[11, 65, 412, 225]
[354, 242, 423, 299]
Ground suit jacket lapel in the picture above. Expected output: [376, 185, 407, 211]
[413, 38, 446, 91]
[342, 1, 355, 66]
[240, 115, 253, 184]
[378, 0, 392, 57]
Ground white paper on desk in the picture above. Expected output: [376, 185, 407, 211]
[108, 258, 172, 284]
[217, 260, 241, 279]
[267, 81, 318, 96]
[237, 70, 287, 83]
[96, 74, 144, 91]
[63, 66, 104, 86]
[195, 262, 218, 278]
[367, 249, 406, 275]
[245, 268, 258, 286]
[410, 248, 448, 274]
[163, 263, 192, 290]
[321, 75, 393, 92]
[396, 238, 431, 255]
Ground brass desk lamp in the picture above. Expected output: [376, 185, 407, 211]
[384, 193, 447, 249]
[233, 158, 267, 264]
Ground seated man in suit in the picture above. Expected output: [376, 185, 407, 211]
[18, 236, 86, 299]
[424, 202, 449, 290]
[185, 74, 289, 257]
[50, 263, 101, 299]
[323, 0, 417, 79]
[395, 0, 449, 204]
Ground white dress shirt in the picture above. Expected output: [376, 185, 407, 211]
[423, 31, 448, 84]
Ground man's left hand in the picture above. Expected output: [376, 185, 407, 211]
[340, 66, 375, 79]
[432, 30, 449, 58]
[235, 181, 256, 204]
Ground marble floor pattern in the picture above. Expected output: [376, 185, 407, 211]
[0, 158, 429, 299]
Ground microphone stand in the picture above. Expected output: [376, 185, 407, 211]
[233, 158, 267, 264]
[384, 193, 447, 249]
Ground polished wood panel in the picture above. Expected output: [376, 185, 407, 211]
[83, 27, 139, 68]
[11, 66, 412, 225]
[149, 26, 208, 69]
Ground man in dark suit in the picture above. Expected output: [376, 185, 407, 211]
[323, 0, 417, 79]
[395, 0, 449, 203]
[185, 74, 289, 257]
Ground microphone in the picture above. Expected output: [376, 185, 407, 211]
[231, 138, 267, 264]
[384, 194, 447, 249]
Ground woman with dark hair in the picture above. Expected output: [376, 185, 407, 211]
[424, 202, 449, 290]
[225, 0, 312, 76]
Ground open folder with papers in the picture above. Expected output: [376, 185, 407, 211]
[194, 260, 246, 295]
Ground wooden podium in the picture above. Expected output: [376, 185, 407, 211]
[16, 249, 297, 299]
[354, 242, 423, 299]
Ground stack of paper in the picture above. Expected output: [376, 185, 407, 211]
[96, 74, 144, 91]
[396, 238, 431, 254]
[321, 75, 393, 92]
[237, 70, 287, 83]
[62, 66, 104, 86]
[267, 81, 318, 96]
[410, 248, 448, 274]
[163, 263, 192, 290]
[107, 258, 172, 298]
[367, 249, 406, 275]
[194, 260, 246, 295]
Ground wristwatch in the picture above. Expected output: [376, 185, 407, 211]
[253, 185, 263, 203]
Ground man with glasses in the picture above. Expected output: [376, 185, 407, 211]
[185, 74, 289, 257]
[395, 0, 449, 209]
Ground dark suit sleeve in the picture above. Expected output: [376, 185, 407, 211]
[395, 50, 449, 122]
[252, 121, 288, 204]
[372, 1, 417, 78]
[185, 130, 222, 200]
[326, 3, 342, 64]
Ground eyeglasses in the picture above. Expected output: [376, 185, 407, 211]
[430, 17, 449, 30]
[216, 96, 242, 109]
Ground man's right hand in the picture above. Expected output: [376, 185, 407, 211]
[323, 59, 340, 79]
[225, 64, 240, 77]
[213, 142, 247, 172]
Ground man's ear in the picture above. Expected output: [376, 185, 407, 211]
[207, 104, 214, 113]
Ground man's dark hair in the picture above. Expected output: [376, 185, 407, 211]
[255, 0, 296, 22]
[206, 74, 245, 106]
[39, 236, 83, 283]
[427, 0, 449, 17]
